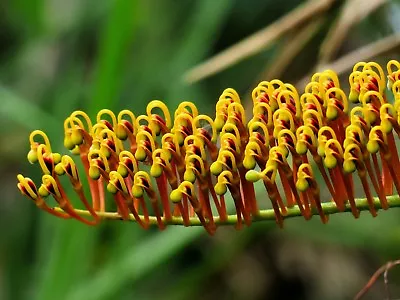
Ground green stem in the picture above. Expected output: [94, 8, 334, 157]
[54, 194, 400, 227]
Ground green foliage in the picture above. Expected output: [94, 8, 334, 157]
[2, 1, 400, 299]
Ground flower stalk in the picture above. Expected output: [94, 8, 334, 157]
[17, 60, 400, 235]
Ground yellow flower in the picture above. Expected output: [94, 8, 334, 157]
[17, 60, 400, 235]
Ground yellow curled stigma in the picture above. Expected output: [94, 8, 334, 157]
[273, 108, 295, 138]
[310, 71, 322, 84]
[248, 120, 270, 147]
[251, 83, 271, 105]
[17, 174, 38, 201]
[170, 181, 195, 203]
[319, 69, 340, 89]
[350, 106, 370, 129]
[91, 122, 110, 139]
[317, 126, 338, 157]
[215, 170, 235, 196]
[54, 155, 79, 182]
[221, 121, 241, 141]
[132, 171, 153, 198]
[343, 144, 363, 174]
[135, 114, 150, 130]
[387, 60, 400, 89]
[252, 102, 273, 126]
[146, 100, 172, 130]
[264, 82, 281, 109]
[116, 110, 137, 140]
[364, 62, 385, 92]
[38, 174, 62, 198]
[28, 130, 53, 163]
[325, 87, 349, 120]
[184, 135, 207, 159]
[215, 99, 231, 131]
[361, 90, 386, 106]
[135, 129, 157, 161]
[343, 124, 364, 149]
[215, 96, 232, 113]
[323, 139, 344, 169]
[268, 145, 289, 168]
[64, 115, 85, 133]
[300, 93, 324, 115]
[36, 144, 61, 175]
[227, 102, 247, 125]
[277, 129, 296, 156]
[359, 69, 382, 97]
[98, 128, 123, 157]
[276, 89, 301, 119]
[150, 148, 172, 178]
[219, 132, 240, 155]
[243, 141, 262, 170]
[361, 91, 385, 125]
[276, 90, 301, 112]
[107, 171, 129, 194]
[387, 60, 400, 76]
[270, 79, 286, 91]
[219, 88, 241, 104]
[172, 113, 194, 144]
[348, 71, 362, 103]
[302, 109, 323, 130]
[161, 132, 181, 160]
[353, 61, 367, 72]
[295, 125, 317, 155]
[91, 124, 111, 152]
[193, 115, 217, 143]
[63, 116, 88, 149]
[184, 154, 207, 183]
[174, 101, 199, 119]
[117, 150, 139, 178]
[97, 109, 117, 129]
[210, 149, 238, 176]
[367, 125, 387, 154]
[70, 110, 93, 133]
[88, 149, 111, 179]
[296, 163, 314, 192]
[380, 103, 397, 133]
[304, 81, 324, 100]
[284, 82, 298, 94]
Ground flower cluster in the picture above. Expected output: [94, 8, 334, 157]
[17, 60, 400, 234]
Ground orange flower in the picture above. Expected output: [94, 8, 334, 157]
[17, 60, 400, 235]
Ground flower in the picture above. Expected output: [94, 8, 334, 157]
[17, 60, 400, 235]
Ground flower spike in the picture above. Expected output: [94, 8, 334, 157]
[16, 60, 400, 234]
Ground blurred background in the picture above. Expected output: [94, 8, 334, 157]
[2, 0, 400, 299]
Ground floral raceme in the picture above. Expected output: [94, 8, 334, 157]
[17, 60, 400, 235]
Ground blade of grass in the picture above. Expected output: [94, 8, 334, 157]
[66, 227, 204, 300]
[167, 0, 233, 104]
[34, 1, 141, 299]
[319, 0, 386, 64]
[296, 33, 400, 90]
[88, 0, 141, 116]
[183, 0, 336, 84]
[244, 17, 324, 113]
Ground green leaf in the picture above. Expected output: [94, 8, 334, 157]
[89, 0, 141, 116]
[66, 227, 204, 300]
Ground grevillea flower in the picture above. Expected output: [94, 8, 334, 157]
[17, 60, 400, 235]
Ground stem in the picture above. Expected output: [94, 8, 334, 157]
[53, 194, 400, 227]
